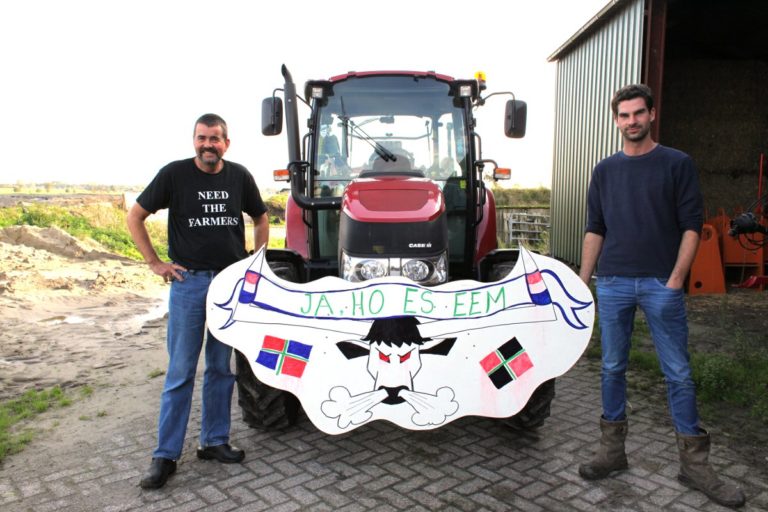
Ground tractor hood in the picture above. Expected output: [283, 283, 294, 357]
[341, 175, 444, 223]
[339, 175, 448, 259]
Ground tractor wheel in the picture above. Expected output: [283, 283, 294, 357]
[486, 260, 555, 430]
[234, 257, 302, 430]
[235, 350, 300, 430]
[488, 261, 516, 282]
[267, 260, 300, 281]
[504, 378, 556, 430]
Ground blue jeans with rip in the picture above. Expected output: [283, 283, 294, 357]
[596, 276, 700, 435]
[153, 270, 235, 460]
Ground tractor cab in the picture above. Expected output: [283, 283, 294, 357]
[263, 66, 526, 283]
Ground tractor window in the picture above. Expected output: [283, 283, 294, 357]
[314, 114, 352, 198]
[312, 76, 469, 189]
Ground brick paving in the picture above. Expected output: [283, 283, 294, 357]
[1, 358, 766, 512]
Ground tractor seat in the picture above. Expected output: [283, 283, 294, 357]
[372, 153, 411, 173]
[359, 152, 424, 178]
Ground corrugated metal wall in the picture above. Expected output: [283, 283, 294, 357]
[550, 0, 645, 265]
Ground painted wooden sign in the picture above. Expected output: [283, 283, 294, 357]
[206, 247, 594, 434]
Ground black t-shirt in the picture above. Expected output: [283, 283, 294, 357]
[136, 158, 267, 270]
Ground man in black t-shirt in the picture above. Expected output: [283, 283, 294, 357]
[128, 113, 269, 490]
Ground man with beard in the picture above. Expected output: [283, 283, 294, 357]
[128, 113, 269, 490]
[577, 85, 745, 508]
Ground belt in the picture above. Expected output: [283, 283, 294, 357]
[186, 269, 219, 277]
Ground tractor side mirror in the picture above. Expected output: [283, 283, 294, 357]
[261, 97, 283, 136]
[504, 99, 527, 138]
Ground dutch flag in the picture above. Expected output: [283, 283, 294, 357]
[521, 248, 552, 306]
[526, 271, 552, 305]
[238, 270, 260, 304]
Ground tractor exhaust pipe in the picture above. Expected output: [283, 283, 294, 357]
[282, 64, 301, 165]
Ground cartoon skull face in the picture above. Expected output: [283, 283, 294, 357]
[367, 341, 423, 404]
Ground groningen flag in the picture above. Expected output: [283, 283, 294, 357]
[255, 335, 313, 378]
[479, 337, 534, 389]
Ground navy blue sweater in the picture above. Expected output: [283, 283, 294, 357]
[585, 145, 703, 277]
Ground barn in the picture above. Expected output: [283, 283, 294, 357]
[548, 0, 767, 281]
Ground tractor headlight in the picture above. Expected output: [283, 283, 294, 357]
[402, 259, 430, 282]
[401, 252, 448, 285]
[341, 252, 389, 282]
[359, 259, 388, 280]
[341, 251, 448, 285]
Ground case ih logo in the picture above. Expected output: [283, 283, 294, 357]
[408, 242, 432, 248]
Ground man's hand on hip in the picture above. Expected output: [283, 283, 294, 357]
[149, 261, 187, 283]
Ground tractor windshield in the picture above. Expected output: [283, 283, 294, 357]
[312, 75, 468, 197]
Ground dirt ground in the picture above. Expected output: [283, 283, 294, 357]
[0, 225, 170, 448]
[683, 287, 768, 467]
[0, 224, 766, 468]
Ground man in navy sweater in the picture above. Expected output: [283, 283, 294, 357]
[577, 84, 745, 508]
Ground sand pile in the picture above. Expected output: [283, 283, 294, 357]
[0, 225, 169, 401]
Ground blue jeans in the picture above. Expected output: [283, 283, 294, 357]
[596, 276, 699, 435]
[153, 270, 235, 460]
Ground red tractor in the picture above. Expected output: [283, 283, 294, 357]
[235, 65, 554, 430]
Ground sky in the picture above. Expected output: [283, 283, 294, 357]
[1, 0, 608, 191]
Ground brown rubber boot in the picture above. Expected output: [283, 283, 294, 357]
[578, 417, 629, 480]
[676, 429, 746, 508]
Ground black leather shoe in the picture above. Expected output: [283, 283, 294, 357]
[139, 457, 176, 489]
[196, 443, 245, 463]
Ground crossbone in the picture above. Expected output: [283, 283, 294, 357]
[321, 386, 459, 429]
